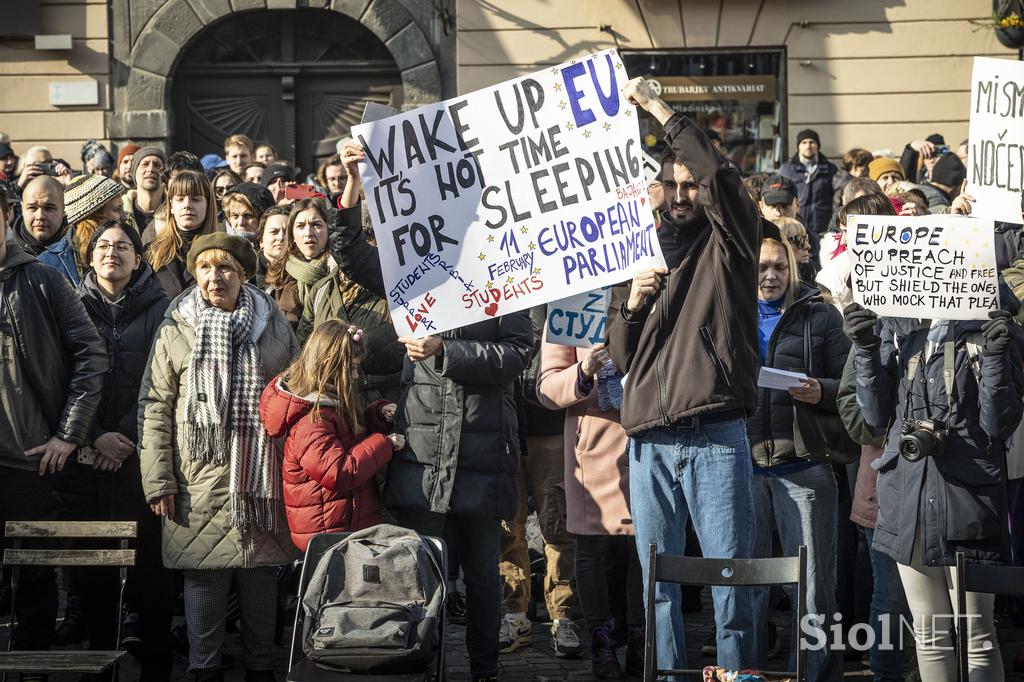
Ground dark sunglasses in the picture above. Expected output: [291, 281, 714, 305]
[787, 235, 809, 249]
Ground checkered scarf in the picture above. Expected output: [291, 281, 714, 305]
[183, 286, 280, 536]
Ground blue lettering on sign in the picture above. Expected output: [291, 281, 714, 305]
[561, 53, 620, 129]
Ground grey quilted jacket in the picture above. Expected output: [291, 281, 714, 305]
[138, 285, 300, 569]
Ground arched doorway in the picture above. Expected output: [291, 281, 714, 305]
[171, 8, 401, 176]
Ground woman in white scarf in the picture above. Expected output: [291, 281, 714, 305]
[139, 233, 299, 682]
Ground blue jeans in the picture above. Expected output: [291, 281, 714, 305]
[864, 526, 907, 682]
[630, 419, 758, 673]
[750, 464, 842, 682]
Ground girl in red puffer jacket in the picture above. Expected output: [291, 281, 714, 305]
[259, 320, 404, 551]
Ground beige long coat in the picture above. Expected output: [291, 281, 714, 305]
[536, 339, 633, 536]
[139, 285, 300, 569]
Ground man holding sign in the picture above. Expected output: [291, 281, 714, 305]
[607, 77, 761, 673]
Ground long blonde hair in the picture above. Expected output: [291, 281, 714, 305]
[761, 237, 802, 308]
[147, 170, 219, 272]
[283, 319, 365, 434]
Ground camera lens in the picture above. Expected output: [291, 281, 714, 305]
[900, 432, 928, 462]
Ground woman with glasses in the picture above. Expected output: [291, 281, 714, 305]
[264, 198, 336, 332]
[211, 168, 242, 202]
[771, 216, 816, 283]
[38, 173, 127, 286]
[59, 220, 174, 679]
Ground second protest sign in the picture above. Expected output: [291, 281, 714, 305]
[351, 49, 665, 337]
[848, 214, 998, 320]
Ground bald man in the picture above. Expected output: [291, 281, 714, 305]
[12, 176, 66, 255]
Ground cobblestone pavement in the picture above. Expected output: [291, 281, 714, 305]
[6, 594, 1024, 681]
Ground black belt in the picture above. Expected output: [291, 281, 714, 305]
[673, 408, 745, 431]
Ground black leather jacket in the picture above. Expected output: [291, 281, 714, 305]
[0, 243, 106, 449]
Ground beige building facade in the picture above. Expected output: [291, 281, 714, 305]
[0, 0, 1015, 173]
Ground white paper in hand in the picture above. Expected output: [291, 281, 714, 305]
[757, 367, 808, 391]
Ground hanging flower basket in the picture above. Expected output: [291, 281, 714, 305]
[972, 1, 1024, 48]
[996, 24, 1024, 48]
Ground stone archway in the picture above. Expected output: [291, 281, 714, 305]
[107, 0, 444, 147]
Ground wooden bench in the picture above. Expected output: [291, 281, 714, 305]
[0, 521, 137, 680]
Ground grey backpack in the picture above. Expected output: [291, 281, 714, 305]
[301, 524, 445, 672]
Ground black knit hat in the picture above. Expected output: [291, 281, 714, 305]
[926, 133, 946, 146]
[224, 182, 275, 220]
[796, 128, 821, 147]
[931, 154, 966, 189]
[186, 232, 258, 278]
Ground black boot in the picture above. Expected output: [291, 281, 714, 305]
[54, 592, 86, 645]
[591, 623, 624, 679]
[625, 625, 645, 678]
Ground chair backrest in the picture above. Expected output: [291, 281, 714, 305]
[3, 521, 137, 567]
[644, 544, 808, 682]
[654, 551, 803, 587]
[956, 553, 1024, 596]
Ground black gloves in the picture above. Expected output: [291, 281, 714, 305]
[981, 309, 1013, 356]
[843, 303, 880, 349]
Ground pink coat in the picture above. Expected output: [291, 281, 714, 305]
[536, 340, 633, 536]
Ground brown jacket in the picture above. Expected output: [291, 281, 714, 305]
[537, 339, 632, 536]
[606, 114, 761, 435]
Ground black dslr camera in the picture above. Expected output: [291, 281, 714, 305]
[899, 419, 946, 462]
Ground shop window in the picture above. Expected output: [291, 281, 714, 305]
[622, 49, 785, 175]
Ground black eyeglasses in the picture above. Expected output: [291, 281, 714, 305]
[788, 235, 809, 249]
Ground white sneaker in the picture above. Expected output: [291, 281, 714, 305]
[498, 612, 532, 653]
[551, 618, 583, 658]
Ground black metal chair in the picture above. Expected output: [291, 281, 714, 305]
[954, 551, 1023, 682]
[0, 521, 137, 682]
[643, 543, 807, 681]
[287, 531, 447, 682]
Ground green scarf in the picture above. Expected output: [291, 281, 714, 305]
[285, 253, 330, 305]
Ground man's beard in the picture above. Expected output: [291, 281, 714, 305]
[663, 206, 707, 233]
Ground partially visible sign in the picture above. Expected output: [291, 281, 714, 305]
[546, 287, 610, 348]
[645, 76, 776, 102]
[848, 214, 999, 321]
[967, 56, 1024, 224]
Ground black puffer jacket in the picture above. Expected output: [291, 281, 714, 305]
[387, 313, 532, 520]
[0, 243, 106, 450]
[326, 201, 533, 519]
[79, 264, 169, 444]
[748, 284, 849, 467]
[854, 316, 1024, 566]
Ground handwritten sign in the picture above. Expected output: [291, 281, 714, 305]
[849, 214, 998, 320]
[351, 49, 666, 337]
[967, 57, 1024, 223]
[546, 286, 610, 348]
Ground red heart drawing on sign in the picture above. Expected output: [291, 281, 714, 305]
[641, 197, 646, 206]
[484, 302, 498, 316]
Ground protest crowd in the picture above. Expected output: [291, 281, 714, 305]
[3, 50, 1024, 682]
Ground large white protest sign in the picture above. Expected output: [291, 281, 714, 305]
[967, 57, 1024, 223]
[848, 214, 998, 320]
[351, 49, 665, 337]
[546, 286, 610, 348]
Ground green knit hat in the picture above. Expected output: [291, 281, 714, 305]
[186, 232, 258, 278]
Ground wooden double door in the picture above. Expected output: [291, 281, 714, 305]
[170, 9, 401, 175]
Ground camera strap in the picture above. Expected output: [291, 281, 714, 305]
[902, 327, 956, 422]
